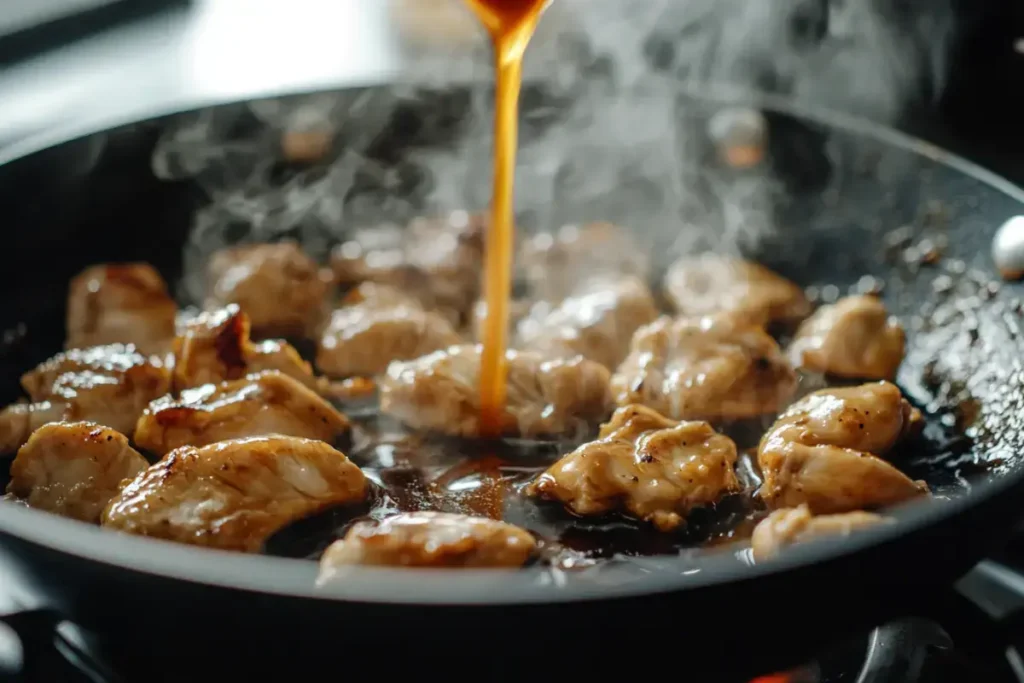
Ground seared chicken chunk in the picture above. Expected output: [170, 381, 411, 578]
[519, 223, 649, 301]
[134, 371, 350, 457]
[527, 404, 740, 530]
[317, 511, 536, 575]
[789, 295, 906, 381]
[663, 254, 810, 326]
[66, 263, 178, 355]
[316, 283, 461, 378]
[379, 345, 612, 438]
[0, 345, 171, 452]
[758, 382, 928, 514]
[751, 505, 889, 561]
[515, 276, 659, 369]
[205, 241, 333, 338]
[7, 422, 148, 523]
[172, 305, 318, 392]
[330, 212, 485, 324]
[103, 435, 367, 551]
[611, 315, 797, 421]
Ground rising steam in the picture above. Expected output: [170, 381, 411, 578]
[151, 0, 955, 303]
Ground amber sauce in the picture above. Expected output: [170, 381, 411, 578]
[464, 0, 549, 437]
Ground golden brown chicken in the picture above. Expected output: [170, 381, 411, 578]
[329, 212, 485, 324]
[134, 371, 350, 457]
[610, 315, 797, 422]
[172, 304, 318, 393]
[0, 345, 171, 453]
[758, 382, 928, 514]
[528, 404, 740, 531]
[662, 254, 810, 326]
[518, 222, 650, 301]
[751, 505, 890, 561]
[317, 511, 536, 576]
[515, 276, 660, 369]
[379, 344, 612, 438]
[789, 295, 906, 381]
[205, 241, 333, 338]
[66, 263, 178, 355]
[6, 422, 148, 523]
[316, 282, 461, 378]
[102, 435, 367, 551]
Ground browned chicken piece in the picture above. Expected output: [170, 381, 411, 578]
[317, 511, 536, 576]
[6, 422, 148, 523]
[379, 344, 612, 438]
[134, 371, 350, 457]
[610, 315, 798, 422]
[518, 222, 650, 301]
[66, 263, 178, 355]
[205, 241, 333, 338]
[789, 295, 906, 381]
[329, 212, 485, 324]
[172, 304, 318, 393]
[758, 381, 928, 514]
[0, 345, 171, 452]
[102, 435, 367, 551]
[663, 254, 810, 326]
[316, 282, 461, 378]
[515, 276, 660, 369]
[527, 404, 740, 531]
[751, 504, 890, 561]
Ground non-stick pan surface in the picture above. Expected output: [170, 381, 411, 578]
[0, 86, 1022, 679]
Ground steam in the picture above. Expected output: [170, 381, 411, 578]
[151, 0, 955, 303]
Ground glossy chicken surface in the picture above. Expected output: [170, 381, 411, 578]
[6, 422, 148, 523]
[758, 382, 928, 514]
[318, 511, 536, 574]
[66, 263, 178, 355]
[172, 305, 318, 392]
[789, 295, 906, 381]
[134, 371, 350, 457]
[379, 344, 613, 438]
[103, 435, 367, 551]
[515, 276, 659, 370]
[0, 345, 171, 452]
[316, 282, 461, 378]
[205, 241, 333, 338]
[611, 315, 797, 421]
[663, 254, 810, 326]
[528, 404, 740, 530]
[751, 505, 889, 561]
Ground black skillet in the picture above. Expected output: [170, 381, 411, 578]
[0, 85, 1022, 681]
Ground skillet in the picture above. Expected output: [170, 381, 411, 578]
[0, 85, 1023, 680]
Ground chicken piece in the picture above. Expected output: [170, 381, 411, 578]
[102, 435, 367, 551]
[663, 254, 810, 326]
[172, 304, 318, 392]
[134, 371, 350, 457]
[611, 315, 797, 421]
[789, 295, 906, 381]
[519, 223, 649, 301]
[758, 381, 928, 514]
[751, 505, 890, 561]
[515, 276, 660, 369]
[379, 344, 612, 438]
[205, 241, 333, 338]
[66, 263, 178, 355]
[527, 404, 740, 530]
[316, 282, 461, 378]
[1, 345, 171, 452]
[6, 422, 148, 523]
[317, 512, 536, 575]
[329, 212, 485, 324]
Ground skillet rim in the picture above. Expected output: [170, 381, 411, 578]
[1, 85, 1023, 605]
